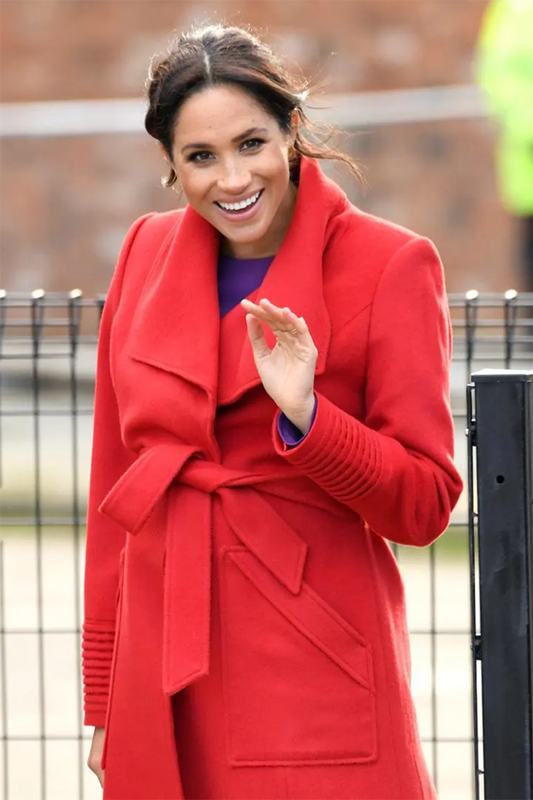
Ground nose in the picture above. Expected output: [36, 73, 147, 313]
[217, 158, 251, 195]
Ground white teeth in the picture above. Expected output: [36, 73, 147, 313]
[218, 191, 261, 212]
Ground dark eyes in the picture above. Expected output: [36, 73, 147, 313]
[188, 151, 212, 163]
[187, 138, 265, 163]
[241, 138, 264, 151]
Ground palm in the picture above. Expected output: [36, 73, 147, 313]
[241, 298, 318, 427]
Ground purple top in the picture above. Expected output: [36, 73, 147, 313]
[218, 253, 316, 445]
[218, 253, 272, 317]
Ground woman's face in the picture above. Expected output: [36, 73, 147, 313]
[171, 84, 296, 259]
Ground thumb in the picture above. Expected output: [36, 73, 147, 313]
[245, 314, 271, 362]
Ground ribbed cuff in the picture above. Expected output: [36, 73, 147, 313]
[82, 620, 115, 727]
[273, 392, 385, 502]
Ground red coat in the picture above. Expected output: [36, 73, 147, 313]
[83, 157, 462, 799]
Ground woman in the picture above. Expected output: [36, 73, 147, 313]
[83, 23, 463, 800]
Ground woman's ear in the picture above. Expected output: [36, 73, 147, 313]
[157, 145, 182, 192]
[158, 143, 172, 164]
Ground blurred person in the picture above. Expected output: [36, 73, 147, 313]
[83, 23, 462, 800]
[476, 0, 533, 291]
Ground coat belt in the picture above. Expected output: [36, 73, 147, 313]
[99, 442, 308, 695]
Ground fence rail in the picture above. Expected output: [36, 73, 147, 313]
[0, 290, 532, 800]
[0, 85, 486, 138]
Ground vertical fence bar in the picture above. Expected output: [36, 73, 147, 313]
[96, 296, 105, 328]
[68, 291, 84, 800]
[465, 291, 479, 383]
[471, 369, 533, 799]
[0, 291, 6, 489]
[30, 291, 46, 800]
[503, 291, 518, 369]
[0, 541, 8, 800]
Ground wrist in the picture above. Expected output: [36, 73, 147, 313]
[280, 394, 316, 436]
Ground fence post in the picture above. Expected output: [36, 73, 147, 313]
[470, 369, 533, 799]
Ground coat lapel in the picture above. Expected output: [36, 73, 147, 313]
[128, 206, 220, 403]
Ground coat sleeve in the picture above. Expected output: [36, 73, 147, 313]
[82, 215, 152, 727]
[273, 237, 463, 547]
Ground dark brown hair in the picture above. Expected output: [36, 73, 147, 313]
[144, 23, 362, 187]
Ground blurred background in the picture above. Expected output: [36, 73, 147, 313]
[1, 1, 532, 799]
[0, 0, 525, 296]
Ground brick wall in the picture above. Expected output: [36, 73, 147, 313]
[0, 0, 519, 296]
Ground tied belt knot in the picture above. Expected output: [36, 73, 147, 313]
[99, 442, 308, 695]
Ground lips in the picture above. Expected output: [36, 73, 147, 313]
[215, 190, 263, 214]
[213, 189, 266, 225]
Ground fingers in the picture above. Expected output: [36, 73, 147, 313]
[88, 727, 105, 787]
[245, 313, 271, 361]
[88, 756, 104, 787]
[241, 298, 309, 339]
[95, 765, 104, 788]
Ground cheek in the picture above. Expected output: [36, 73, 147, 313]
[177, 169, 211, 207]
[263, 151, 291, 189]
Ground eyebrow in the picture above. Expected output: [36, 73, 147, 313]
[180, 127, 269, 154]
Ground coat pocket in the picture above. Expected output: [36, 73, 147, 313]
[220, 547, 377, 766]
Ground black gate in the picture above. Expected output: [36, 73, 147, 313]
[468, 369, 533, 800]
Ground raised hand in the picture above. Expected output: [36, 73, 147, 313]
[241, 297, 318, 434]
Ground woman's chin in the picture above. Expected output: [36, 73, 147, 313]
[219, 224, 273, 254]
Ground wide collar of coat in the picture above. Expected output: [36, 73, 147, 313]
[128, 157, 348, 406]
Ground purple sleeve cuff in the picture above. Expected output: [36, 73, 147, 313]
[277, 397, 318, 447]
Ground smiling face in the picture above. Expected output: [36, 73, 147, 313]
[171, 84, 297, 259]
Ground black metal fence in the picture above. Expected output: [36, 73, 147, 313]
[0, 290, 532, 800]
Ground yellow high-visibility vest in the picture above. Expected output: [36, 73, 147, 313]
[476, 0, 533, 214]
